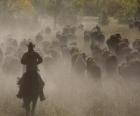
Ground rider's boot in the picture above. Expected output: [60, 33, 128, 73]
[40, 90, 46, 101]
[40, 96, 46, 101]
[16, 91, 22, 99]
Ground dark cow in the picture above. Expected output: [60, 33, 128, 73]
[104, 55, 118, 76]
[90, 26, 105, 46]
[106, 33, 121, 53]
[87, 57, 101, 80]
[133, 39, 140, 51]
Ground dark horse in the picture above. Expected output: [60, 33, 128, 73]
[17, 42, 45, 116]
[18, 71, 42, 116]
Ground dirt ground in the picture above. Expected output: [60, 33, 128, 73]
[0, 17, 140, 116]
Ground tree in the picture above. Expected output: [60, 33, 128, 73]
[1, 0, 139, 24]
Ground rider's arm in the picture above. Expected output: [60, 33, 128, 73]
[21, 54, 27, 65]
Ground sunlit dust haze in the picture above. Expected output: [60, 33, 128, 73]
[0, 0, 140, 116]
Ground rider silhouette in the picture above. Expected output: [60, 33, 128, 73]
[17, 42, 45, 101]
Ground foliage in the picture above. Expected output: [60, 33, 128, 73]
[116, 0, 139, 23]
[0, 0, 140, 24]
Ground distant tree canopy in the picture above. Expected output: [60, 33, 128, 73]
[32, 0, 140, 23]
[73, 0, 140, 22]
[0, 0, 140, 23]
[0, 0, 34, 14]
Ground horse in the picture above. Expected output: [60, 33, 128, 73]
[18, 72, 42, 116]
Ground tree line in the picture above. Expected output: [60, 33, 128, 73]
[0, 0, 140, 24]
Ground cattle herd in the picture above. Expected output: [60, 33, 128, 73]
[0, 24, 139, 84]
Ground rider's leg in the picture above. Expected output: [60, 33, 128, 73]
[40, 87, 46, 101]
[17, 86, 23, 99]
[17, 74, 26, 99]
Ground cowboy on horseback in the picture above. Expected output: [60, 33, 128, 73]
[17, 42, 45, 101]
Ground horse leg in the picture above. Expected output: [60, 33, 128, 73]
[31, 97, 38, 116]
[26, 106, 30, 116]
[24, 98, 31, 116]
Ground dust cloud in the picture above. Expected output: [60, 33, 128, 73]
[0, 16, 139, 116]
